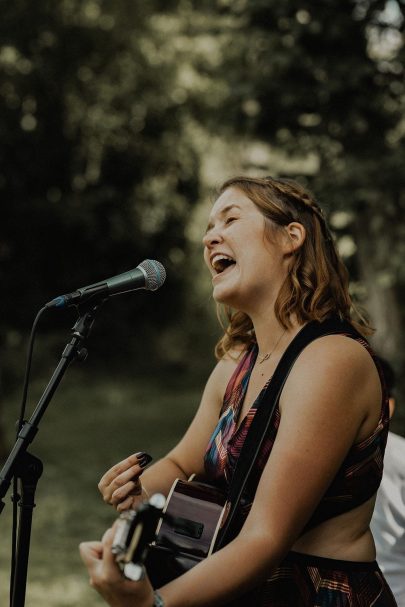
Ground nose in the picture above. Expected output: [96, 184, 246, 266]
[202, 226, 223, 248]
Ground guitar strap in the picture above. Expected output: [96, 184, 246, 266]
[215, 315, 361, 550]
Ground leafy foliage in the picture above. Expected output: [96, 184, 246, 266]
[0, 0, 404, 419]
[0, 0, 204, 364]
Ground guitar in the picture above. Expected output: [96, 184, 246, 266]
[112, 477, 228, 586]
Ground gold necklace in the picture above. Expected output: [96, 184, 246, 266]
[257, 329, 286, 364]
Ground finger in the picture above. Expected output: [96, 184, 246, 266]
[111, 478, 142, 505]
[82, 531, 122, 587]
[111, 454, 151, 488]
[101, 526, 115, 544]
[79, 541, 103, 569]
[99, 454, 150, 502]
[116, 495, 140, 512]
[98, 452, 144, 490]
[101, 527, 124, 573]
[116, 496, 136, 512]
[102, 467, 143, 505]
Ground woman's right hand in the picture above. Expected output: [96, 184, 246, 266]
[98, 452, 152, 512]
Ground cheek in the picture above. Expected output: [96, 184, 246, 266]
[203, 248, 211, 271]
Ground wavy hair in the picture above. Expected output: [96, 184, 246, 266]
[215, 175, 372, 360]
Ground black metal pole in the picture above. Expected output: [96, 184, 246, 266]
[0, 300, 104, 607]
[11, 452, 43, 606]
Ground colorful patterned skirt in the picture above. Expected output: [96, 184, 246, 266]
[257, 551, 398, 606]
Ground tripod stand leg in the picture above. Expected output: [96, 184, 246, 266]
[11, 452, 43, 607]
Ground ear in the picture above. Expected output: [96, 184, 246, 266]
[283, 222, 306, 254]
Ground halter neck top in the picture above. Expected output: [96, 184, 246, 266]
[204, 332, 390, 532]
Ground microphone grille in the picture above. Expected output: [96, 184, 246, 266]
[138, 259, 166, 291]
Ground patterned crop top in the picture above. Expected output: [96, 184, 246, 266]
[204, 332, 390, 533]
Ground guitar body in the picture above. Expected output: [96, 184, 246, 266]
[114, 478, 259, 605]
[146, 478, 228, 588]
[157, 478, 228, 558]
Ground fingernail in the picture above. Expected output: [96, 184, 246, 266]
[138, 453, 152, 469]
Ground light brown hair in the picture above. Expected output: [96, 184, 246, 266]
[215, 175, 372, 359]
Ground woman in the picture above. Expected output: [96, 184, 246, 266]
[80, 176, 397, 606]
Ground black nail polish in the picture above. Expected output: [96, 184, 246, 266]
[138, 453, 152, 469]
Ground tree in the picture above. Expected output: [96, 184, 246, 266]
[0, 1, 209, 351]
[0, 0, 216, 454]
[187, 0, 405, 430]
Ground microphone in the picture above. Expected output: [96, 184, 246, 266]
[46, 259, 166, 308]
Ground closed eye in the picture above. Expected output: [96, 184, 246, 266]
[225, 216, 238, 225]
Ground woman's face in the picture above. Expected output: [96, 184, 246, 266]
[203, 186, 289, 313]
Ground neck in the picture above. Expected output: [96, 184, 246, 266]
[251, 310, 302, 357]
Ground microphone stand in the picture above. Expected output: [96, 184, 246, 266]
[0, 299, 105, 607]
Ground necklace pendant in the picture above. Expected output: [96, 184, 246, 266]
[257, 328, 287, 366]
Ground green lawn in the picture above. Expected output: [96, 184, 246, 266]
[0, 366, 204, 606]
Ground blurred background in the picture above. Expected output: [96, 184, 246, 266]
[0, 0, 404, 604]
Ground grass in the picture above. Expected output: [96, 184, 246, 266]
[0, 364, 205, 606]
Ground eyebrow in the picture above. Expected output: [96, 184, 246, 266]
[205, 204, 242, 233]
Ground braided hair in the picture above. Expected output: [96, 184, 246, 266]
[214, 175, 372, 360]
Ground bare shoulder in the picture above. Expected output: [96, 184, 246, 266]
[207, 347, 245, 399]
[281, 333, 381, 436]
[290, 333, 377, 386]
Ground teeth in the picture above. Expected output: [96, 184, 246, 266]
[211, 254, 235, 272]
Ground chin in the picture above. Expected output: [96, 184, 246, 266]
[212, 286, 244, 310]
[212, 286, 233, 305]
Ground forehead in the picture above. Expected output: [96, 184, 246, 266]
[208, 187, 257, 223]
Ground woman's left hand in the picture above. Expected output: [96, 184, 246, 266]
[79, 525, 154, 607]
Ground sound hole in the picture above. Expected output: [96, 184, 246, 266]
[172, 516, 204, 539]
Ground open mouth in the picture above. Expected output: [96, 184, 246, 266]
[211, 254, 236, 275]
